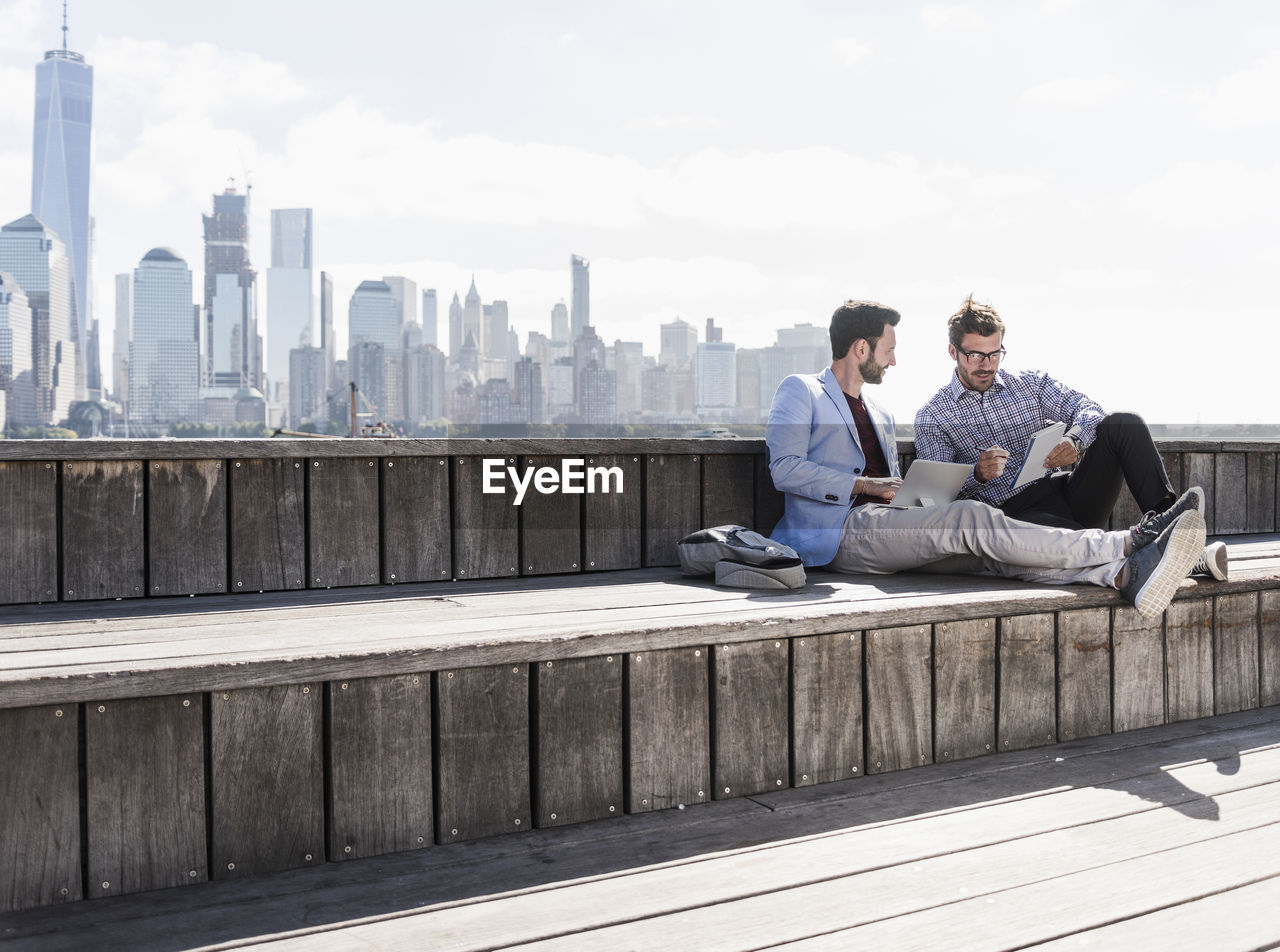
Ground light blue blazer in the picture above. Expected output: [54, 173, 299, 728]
[765, 368, 901, 567]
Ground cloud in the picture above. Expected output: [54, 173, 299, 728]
[1197, 53, 1280, 129]
[0, 64, 33, 124]
[624, 114, 723, 133]
[1020, 74, 1128, 108]
[920, 4, 983, 31]
[831, 36, 870, 68]
[1039, 0, 1085, 15]
[0, 0, 40, 53]
[1128, 160, 1280, 227]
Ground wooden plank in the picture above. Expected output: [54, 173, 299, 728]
[865, 624, 931, 773]
[0, 461, 57, 605]
[328, 674, 433, 860]
[998, 613, 1056, 752]
[792, 632, 863, 785]
[1263, 591, 1280, 708]
[1166, 598, 1214, 722]
[308, 457, 380, 588]
[435, 663, 529, 842]
[534, 655, 623, 827]
[934, 618, 996, 762]
[1214, 592, 1259, 715]
[712, 638, 789, 799]
[1213, 452, 1247, 535]
[582, 454, 642, 572]
[451, 456, 518, 580]
[1185, 452, 1216, 534]
[1056, 608, 1111, 741]
[753, 452, 785, 537]
[644, 454, 701, 567]
[148, 459, 227, 597]
[229, 458, 306, 593]
[1109, 486, 1144, 534]
[518, 456, 582, 576]
[85, 694, 206, 897]
[1112, 606, 1165, 732]
[628, 646, 710, 812]
[210, 684, 324, 879]
[1159, 450, 1183, 496]
[701, 454, 755, 530]
[381, 457, 450, 584]
[0, 703, 80, 911]
[1246, 452, 1276, 533]
[61, 459, 145, 600]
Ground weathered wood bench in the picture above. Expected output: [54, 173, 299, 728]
[2, 437, 1279, 914]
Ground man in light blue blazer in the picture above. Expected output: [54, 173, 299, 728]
[764, 300, 1206, 619]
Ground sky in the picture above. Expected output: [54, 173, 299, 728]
[1, 0, 1277, 423]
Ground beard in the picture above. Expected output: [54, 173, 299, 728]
[859, 354, 887, 385]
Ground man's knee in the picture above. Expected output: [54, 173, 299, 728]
[1100, 411, 1147, 433]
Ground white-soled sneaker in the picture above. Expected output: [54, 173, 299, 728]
[1119, 509, 1206, 618]
[1191, 541, 1229, 581]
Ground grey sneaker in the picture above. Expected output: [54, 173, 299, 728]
[1128, 486, 1205, 552]
[1119, 509, 1206, 618]
[1191, 541, 1229, 581]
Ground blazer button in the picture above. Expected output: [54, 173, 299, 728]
[825, 494, 838, 502]
[853, 468, 862, 474]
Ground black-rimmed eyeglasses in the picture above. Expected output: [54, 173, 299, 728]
[957, 346, 1006, 365]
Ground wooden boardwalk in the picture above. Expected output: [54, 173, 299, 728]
[3, 705, 1279, 951]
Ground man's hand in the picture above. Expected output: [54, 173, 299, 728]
[974, 447, 1009, 483]
[858, 476, 902, 501]
[1042, 436, 1080, 470]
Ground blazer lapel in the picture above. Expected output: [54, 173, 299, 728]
[819, 368, 862, 450]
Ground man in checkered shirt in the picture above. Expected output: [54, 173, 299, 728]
[912, 295, 1226, 580]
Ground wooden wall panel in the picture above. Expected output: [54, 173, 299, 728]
[86, 694, 206, 897]
[519, 456, 582, 576]
[628, 646, 709, 812]
[308, 457, 380, 588]
[866, 625, 932, 774]
[1166, 599, 1214, 722]
[435, 664, 529, 843]
[1057, 608, 1112, 741]
[451, 457, 518, 580]
[712, 638, 789, 799]
[934, 618, 996, 762]
[582, 454, 642, 572]
[753, 453, 786, 538]
[534, 656, 623, 828]
[998, 613, 1056, 752]
[210, 685, 324, 879]
[1185, 452, 1216, 534]
[701, 455, 755, 530]
[0, 704, 80, 911]
[644, 455, 701, 567]
[328, 674, 432, 860]
[0, 461, 57, 604]
[148, 460, 227, 596]
[1246, 453, 1276, 533]
[1160, 450, 1184, 495]
[1112, 606, 1165, 732]
[61, 460, 144, 600]
[1213, 453, 1247, 535]
[1261, 591, 1280, 709]
[381, 457, 450, 584]
[1214, 593, 1260, 715]
[229, 458, 305, 592]
[792, 632, 863, 785]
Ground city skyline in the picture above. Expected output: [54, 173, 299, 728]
[1, 2, 1277, 424]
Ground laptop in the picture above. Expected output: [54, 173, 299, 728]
[879, 459, 972, 509]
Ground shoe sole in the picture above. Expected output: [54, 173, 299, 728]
[1133, 510, 1206, 618]
[1204, 541, 1229, 581]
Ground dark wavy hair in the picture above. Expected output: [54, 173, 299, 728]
[947, 294, 1005, 348]
[830, 300, 901, 360]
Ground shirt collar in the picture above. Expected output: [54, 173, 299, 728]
[949, 368, 1005, 401]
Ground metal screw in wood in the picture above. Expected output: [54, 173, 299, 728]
[97, 705, 105, 713]
[344, 846, 352, 853]
[724, 786, 731, 793]
[698, 791, 704, 797]
[550, 813, 557, 820]
[189, 870, 197, 877]
[55, 710, 63, 717]
[227, 863, 235, 871]
[514, 819, 521, 825]
[802, 774, 809, 781]
[641, 799, 648, 805]
[182, 699, 190, 707]
[101, 882, 109, 889]
[451, 829, 459, 835]
[417, 837, 424, 844]
[305, 854, 312, 861]
[609, 806, 615, 812]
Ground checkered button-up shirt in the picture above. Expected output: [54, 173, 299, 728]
[913, 368, 1106, 506]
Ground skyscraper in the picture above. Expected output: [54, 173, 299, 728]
[319, 270, 335, 382]
[422, 289, 438, 350]
[265, 208, 314, 393]
[448, 292, 463, 358]
[31, 7, 93, 400]
[202, 183, 261, 390]
[0, 271, 33, 429]
[550, 301, 569, 344]
[570, 254, 589, 343]
[130, 248, 199, 425]
[112, 272, 130, 403]
[660, 317, 698, 368]
[0, 215, 76, 425]
[462, 277, 483, 357]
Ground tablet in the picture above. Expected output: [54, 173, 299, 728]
[881, 459, 973, 508]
